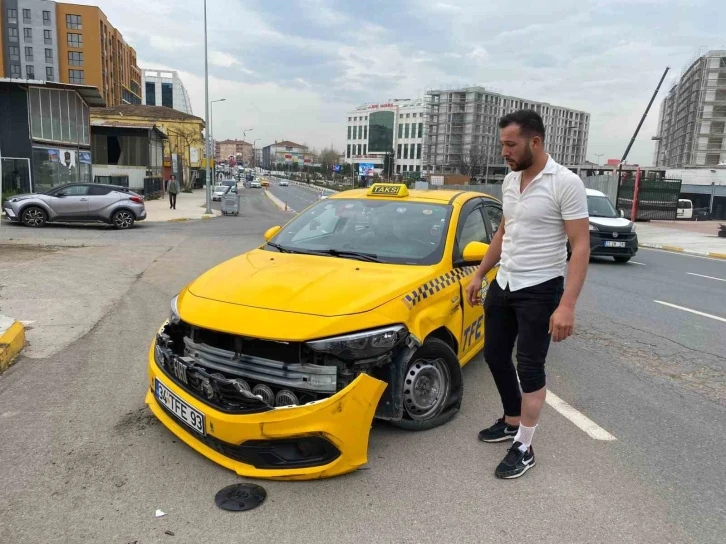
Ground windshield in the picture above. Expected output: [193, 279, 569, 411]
[587, 195, 618, 218]
[214, 186, 227, 192]
[267, 198, 452, 265]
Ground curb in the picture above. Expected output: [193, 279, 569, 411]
[640, 243, 726, 260]
[264, 190, 295, 213]
[0, 318, 26, 372]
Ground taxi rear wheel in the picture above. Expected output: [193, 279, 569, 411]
[391, 338, 463, 431]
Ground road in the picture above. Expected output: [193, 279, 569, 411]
[0, 190, 725, 543]
[266, 177, 325, 213]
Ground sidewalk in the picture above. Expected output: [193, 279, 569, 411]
[143, 189, 220, 223]
[636, 220, 726, 259]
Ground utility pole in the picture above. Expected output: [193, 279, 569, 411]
[203, 0, 212, 215]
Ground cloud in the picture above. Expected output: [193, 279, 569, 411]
[87, 0, 722, 164]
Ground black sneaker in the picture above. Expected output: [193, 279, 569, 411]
[494, 441, 535, 479]
[478, 417, 519, 443]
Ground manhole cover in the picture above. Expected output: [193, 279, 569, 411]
[214, 483, 267, 512]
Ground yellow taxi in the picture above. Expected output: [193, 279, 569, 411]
[146, 183, 502, 480]
[260, 177, 270, 187]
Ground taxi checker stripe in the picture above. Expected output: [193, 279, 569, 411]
[402, 266, 478, 308]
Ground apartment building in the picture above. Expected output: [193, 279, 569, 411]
[216, 138, 252, 164]
[424, 87, 590, 178]
[654, 50, 726, 167]
[0, 1, 141, 106]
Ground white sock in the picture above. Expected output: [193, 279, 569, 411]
[514, 424, 537, 452]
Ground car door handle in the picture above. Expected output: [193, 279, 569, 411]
[80, 198, 88, 201]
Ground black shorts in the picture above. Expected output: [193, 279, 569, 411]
[483, 276, 564, 415]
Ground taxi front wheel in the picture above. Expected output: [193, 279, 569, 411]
[391, 338, 463, 431]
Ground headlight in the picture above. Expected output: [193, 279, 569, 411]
[629, 222, 636, 232]
[170, 295, 181, 324]
[306, 325, 408, 361]
[589, 224, 598, 232]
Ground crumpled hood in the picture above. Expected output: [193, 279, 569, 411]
[187, 249, 433, 317]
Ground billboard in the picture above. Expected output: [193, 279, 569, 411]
[358, 163, 375, 176]
[333, 164, 341, 172]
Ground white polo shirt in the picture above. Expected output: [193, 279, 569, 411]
[497, 155, 589, 291]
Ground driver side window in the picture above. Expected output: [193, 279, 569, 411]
[455, 206, 488, 262]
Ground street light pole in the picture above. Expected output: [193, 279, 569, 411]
[595, 153, 604, 166]
[203, 0, 212, 215]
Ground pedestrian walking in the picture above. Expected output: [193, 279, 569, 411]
[167, 175, 180, 210]
[465, 110, 590, 479]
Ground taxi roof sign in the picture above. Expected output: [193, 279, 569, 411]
[367, 183, 409, 197]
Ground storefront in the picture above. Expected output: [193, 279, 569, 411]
[0, 79, 104, 201]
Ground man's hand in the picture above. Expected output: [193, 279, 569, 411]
[466, 275, 483, 307]
[549, 304, 575, 342]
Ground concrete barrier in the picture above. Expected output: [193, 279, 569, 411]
[0, 315, 26, 372]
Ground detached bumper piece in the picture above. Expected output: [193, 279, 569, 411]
[146, 343, 387, 480]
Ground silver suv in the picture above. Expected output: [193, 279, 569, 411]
[2, 183, 146, 229]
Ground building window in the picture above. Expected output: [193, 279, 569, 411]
[23, 8, 31, 23]
[145, 82, 156, 105]
[347, 144, 351, 158]
[9, 46, 20, 61]
[68, 51, 83, 66]
[364, 126, 367, 139]
[411, 123, 416, 139]
[69, 69, 84, 84]
[161, 82, 173, 108]
[7, 8, 17, 24]
[405, 124, 410, 138]
[67, 33, 83, 48]
[24, 28, 32, 43]
[44, 30, 52, 44]
[46, 66, 54, 81]
[418, 123, 423, 138]
[25, 47, 33, 61]
[347, 126, 351, 139]
[43, 10, 51, 25]
[66, 14, 82, 29]
[26, 65, 35, 79]
[10, 64, 21, 77]
[45, 48, 53, 61]
[404, 144, 409, 159]
[355, 144, 360, 155]
[397, 144, 402, 159]
[9, 28, 19, 43]
[398, 123, 403, 138]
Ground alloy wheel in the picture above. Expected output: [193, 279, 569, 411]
[114, 211, 134, 229]
[23, 208, 46, 227]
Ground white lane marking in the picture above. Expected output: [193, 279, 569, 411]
[640, 247, 726, 263]
[629, 261, 646, 266]
[687, 272, 726, 283]
[654, 300, 726, 323]
[545, 390, 617, 441]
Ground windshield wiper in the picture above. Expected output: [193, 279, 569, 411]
[266, 242, 294, 253]
[319, 249, 381, 262]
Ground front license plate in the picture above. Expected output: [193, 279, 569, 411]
[155, 378, 206, 435]
[604, 241, 626, 248]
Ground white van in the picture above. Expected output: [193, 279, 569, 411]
[676, 199, 693, 220]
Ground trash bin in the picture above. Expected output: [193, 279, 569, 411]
[221, 193, 240, 216]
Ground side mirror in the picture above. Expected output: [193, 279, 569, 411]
[264, 225, 281, 241]
[56, 192, 66, 197]
[618, 209, 624, 218]
[462, 241, 489, 263]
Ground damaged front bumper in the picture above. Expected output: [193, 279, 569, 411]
[145, 340, 387, 480]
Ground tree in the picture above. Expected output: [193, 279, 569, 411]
[458, 145, 489, 180]
[318, 147, 340, 173]
[167, 124, 204, 190]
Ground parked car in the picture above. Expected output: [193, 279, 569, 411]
[2, 183, 146, 229]
[212, 185, 231, 201]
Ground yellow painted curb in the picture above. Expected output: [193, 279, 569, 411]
[166, 218, 190, 223]
[710, 252, 726, 260]
[0, 321, 26, 372]
[662, 245, 684, 253]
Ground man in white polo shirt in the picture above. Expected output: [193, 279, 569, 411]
[466, 110, 590, 479]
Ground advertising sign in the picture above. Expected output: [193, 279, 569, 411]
[333, 164, 341, 173]
[358, 163, 375, 176]
[190, 148, 199, 164]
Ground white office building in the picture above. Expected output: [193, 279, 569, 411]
[344, 98, 426, 178]
[141, 69, 193, 114]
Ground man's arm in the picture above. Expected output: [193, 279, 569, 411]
[466, 217, 505, 306]
[549, 218, 590, 341]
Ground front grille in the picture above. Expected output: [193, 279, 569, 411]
[591, 231, 636, 241]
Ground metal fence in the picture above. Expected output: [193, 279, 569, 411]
[581, 174, 618, 204]
[143, 177, 163, 199]
[617, 175, 682, 221]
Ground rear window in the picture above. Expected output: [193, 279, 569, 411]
[89, 185, 112, 196]
[678, 200, 692, 209]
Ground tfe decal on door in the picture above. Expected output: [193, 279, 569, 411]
[463, 315, 483, 350]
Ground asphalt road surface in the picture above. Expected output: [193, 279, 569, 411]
[1, 190, 725, 543]
[267, 178, 325, 213]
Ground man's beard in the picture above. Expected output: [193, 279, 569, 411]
[508, 146, 534, 171]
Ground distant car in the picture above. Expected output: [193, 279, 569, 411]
[2, 183, 146, 229]
[279, 180, 289, 187]
[212, 185, 231, 201]
[567, 188, 638, 263]
[261, 178, 270, 187]
[250, 180, 262, 189]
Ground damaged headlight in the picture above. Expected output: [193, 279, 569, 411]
[170, 295, 181, 324]
[306, 325, 408, 361]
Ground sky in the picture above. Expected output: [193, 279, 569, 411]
[78, 0, 723, 165]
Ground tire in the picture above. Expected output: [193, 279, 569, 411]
[718, 230, 726, 238]
[21, 206, 47, 228]
[390, 337, 463, 431]
[112, 209, 135, 230]
[613, 256, 631, 263]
